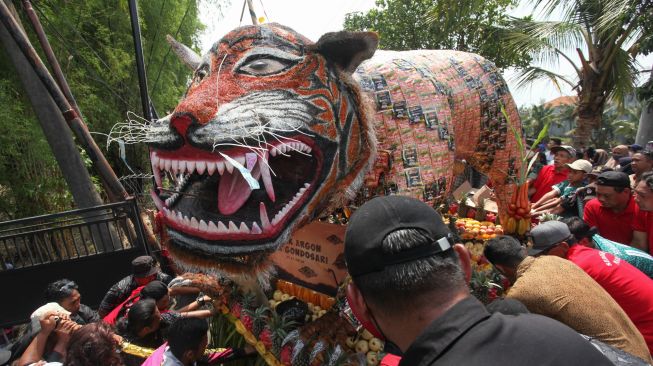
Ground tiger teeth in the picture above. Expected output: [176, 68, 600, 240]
[151, 142, 312, 179]
[153, 142, 315, 235]
[162, 180, 312, 236]
[163, 209, 260, 236]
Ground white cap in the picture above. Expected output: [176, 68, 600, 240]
[566, 159, 592, 173]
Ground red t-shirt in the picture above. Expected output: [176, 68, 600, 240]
[583, 197, 639, 244]
[566, 245, 653, 354]
[633, 210, 653, 255]
[530, 165, 568, 202]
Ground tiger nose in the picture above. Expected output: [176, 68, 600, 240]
[170, 115, 193, 139]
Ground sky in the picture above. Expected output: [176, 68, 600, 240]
[198, 0, 652, 108]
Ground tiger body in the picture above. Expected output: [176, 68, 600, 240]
[147, 24, 521, 276]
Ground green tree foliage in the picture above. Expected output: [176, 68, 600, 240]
[343, 0, 531, 69]
[0, 0, 207, 219]
[496, 0, 651, 144]
[519, 103, 555, 138]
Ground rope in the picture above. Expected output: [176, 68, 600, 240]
[144, 0, 169, 70]
[149, 0, 194, 96]
[239, 0, 247, 26]
[257, 0, 270, 21]
[31, 1, 136, 110]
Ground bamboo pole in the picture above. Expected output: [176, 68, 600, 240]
[0, 1, 129, 202]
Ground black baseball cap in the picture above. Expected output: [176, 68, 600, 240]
[344, 196, 453, 278]
[596, 171, 630, 188]
[131, 255, 158, 278]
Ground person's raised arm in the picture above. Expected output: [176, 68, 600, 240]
[17, 313, 59, 366]
[532, 190, 559, 209]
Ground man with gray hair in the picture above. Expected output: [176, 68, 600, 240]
[344, 195, 612, 365]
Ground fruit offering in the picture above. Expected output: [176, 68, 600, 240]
[268, 289, 329, 323]
[503, 182, 531, 235]
[455, 218, 503, 241]
[345, 329, 385, 366]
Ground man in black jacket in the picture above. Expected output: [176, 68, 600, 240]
[344, 196, 613, 366]
[98, 255, 172, 317]
[44, 278, 99, 325]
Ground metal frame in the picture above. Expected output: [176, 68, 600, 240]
[0, 199, 148, 271]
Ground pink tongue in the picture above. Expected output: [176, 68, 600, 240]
[218, 165, 261, 215]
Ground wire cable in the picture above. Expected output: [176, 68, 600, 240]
[149, 0, 195, 96]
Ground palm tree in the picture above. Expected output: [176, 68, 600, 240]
[521, 103, 556, 137]
[497, 0, 649, 145]
[610, 103, 642, 144]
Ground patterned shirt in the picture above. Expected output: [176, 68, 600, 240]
[592, 234, 653, 278]
[509, 256, 651, 362]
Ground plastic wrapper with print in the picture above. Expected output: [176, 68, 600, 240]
[355, 50, 521, 211]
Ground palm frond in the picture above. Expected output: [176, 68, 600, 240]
[531, 0, 568, 19]
[500, 18, 583, 71]
[595, 0, 638, 37]
[606, 47, 640, 107]
[513, 66, 577, 93]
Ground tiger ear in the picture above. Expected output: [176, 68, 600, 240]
[166, 34, 202, 70]
[310, 31, 379, 73]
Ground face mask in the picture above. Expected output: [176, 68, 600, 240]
[343, 283, 385, 340]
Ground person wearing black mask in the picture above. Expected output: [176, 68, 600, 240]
[343, 195, 613, 366]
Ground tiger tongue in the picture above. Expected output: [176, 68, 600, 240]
[217, 165, 261, 215]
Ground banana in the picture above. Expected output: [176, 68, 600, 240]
[517, 218, 529, 235]
[505, 217, 517, 233]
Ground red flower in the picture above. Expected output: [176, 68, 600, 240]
[467, 209, 477, 219]
[280, 346, 292, 364]
[259, 328, 272, 349]
[230, 303, 242, 319]
[488, 287, 499, 302]
[241, 314, 253, 331]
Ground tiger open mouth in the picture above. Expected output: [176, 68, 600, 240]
[150, 135, 324, 255]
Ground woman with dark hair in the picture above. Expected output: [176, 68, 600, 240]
[139, 281, 215, 321]
[116, 299, 163, 349]
[45, 279, 99, 325]
[65, 322, 123, 366]
[563, 217, 653, 278]
[115, 299, 163, 366]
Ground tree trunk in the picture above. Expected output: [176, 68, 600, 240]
[574, 74, 607, 147]
[0, 2, 103, 209]
[635, 67, 653, 147]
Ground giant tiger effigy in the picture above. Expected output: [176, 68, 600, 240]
[144, 23, 522, 365]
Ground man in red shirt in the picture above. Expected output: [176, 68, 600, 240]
[529, 145, 575, 203]
[634, 171, 653, 254]
[530, 220, 653, 355]
[584, 171, 640, 245]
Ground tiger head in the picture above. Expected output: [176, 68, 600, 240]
[148, 24, 378, 275]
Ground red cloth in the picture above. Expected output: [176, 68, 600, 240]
[530, 165, 568, 202]
[381, 354, 401, 366]
[102, 285, 144, 325]
[633, 210, 653, 255]
[567, 245, 653, 354]
[583, 197, 639, 245]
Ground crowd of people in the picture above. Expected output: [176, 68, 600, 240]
[527, 141, 653, 257]
[344, 195, 653, 365]
[4, 141, 653, 366]
[2, 256, 252, 366]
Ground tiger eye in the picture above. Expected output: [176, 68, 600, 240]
[249, 60, 269, 70]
